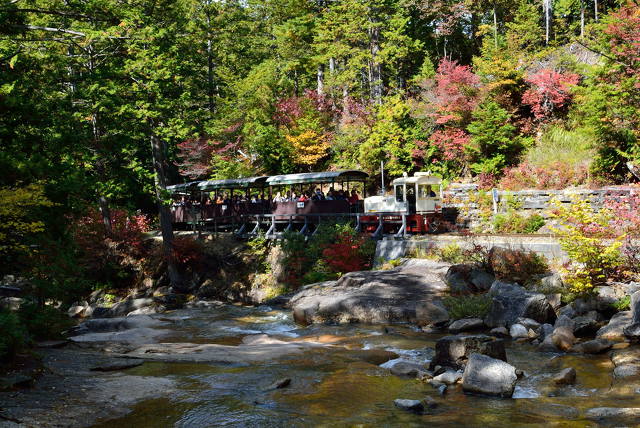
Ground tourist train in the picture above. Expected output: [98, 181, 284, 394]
[167, 170, 447, 237]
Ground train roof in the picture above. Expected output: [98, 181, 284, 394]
[266, 170, 368, 186]
[166, 181, 201, 193]
[197, 176, 269, 191]
[392, 173, 442, 186]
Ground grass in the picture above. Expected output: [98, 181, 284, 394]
[524, 125, 595, 168]
[442, 294, 492, 320]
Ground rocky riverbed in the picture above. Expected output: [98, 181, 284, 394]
[2, 259, 640, 427]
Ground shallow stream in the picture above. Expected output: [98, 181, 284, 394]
[91, 304, 638, 427]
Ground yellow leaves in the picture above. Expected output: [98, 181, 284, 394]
[285, 129, 330, 168]
[0, 184, 54, 257]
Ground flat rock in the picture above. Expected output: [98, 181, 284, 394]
[288, 259, 450, 325]
[449, 318, 485, 333]
[266, 378, 291, 390]
[490, 327, 509, 337]
[585, 407, 640, 420]
[611, 347, 640, 366]
[552, 367, 576, 385]
[432, 370, 462, 385]
[430, 334, 506, 371]
[613, 364, 640, 379]
[90, 359, 144, 372]
[571, 339, 613, 354]
[393, 399, 424, 413]
[596, 311, 632, 341]
[389, 361, 427, 378]
[461, 353, 517, 398]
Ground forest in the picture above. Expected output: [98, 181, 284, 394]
[1, 0, 639, 357]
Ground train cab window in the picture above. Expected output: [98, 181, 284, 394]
[418, 184, 437, 198]
[395, 185, 404, 202]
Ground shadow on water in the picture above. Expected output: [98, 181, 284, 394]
[91, 305, 640, 428]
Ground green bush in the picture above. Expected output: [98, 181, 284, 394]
[611, 295, 631, 312]
[0, 309, 28, 363]
[442, 294, 492, 320]
[436, 243, 466, 264]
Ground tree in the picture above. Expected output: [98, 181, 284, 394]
[467, 101, 528, 175]
[522, 69, 580, 121]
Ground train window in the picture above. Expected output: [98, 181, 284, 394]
[395, 185, 404, 202]
[418, 184, 436, 198]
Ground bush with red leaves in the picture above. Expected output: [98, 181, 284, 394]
[321, 232, 373, 273]
[522, 69, 579, 121]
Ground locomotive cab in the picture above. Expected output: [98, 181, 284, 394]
[365, 172, 442, 214]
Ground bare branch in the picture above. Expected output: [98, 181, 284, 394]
[22, 25, 86, 37]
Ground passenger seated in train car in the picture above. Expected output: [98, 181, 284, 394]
[204, 197, 212, 205]
[215, 195, 224, 204]
[335, 190, 346, 200]
[326, 189, 335, 200]
[273, 192, 284, 203]
[348, 190, 360, 204]
[425, 185, 436, 197]
[311, 188, 325, 201]
[298, 191, 310, 202]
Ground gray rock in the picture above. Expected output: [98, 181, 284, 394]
[430, 335, 506, 371]
[546, 294, 562, 313]
[611, 347, 640, 367]
[571, 339, 613, 354]
[393, 399, 424, 413]
[540, 273, 564, 291]
[552, 367, 576, 385]
[557, 304, 577, 319]
[469, 269, 495, 291]
[613, 364, 640, 379]
[0, 374, 34, 391]
[585, 407, 640, 420]
[461, 353, 517, 398]
[554, 315, 575, 331]
[266, 378, 291, 390]
[516, 317, 541, 330]
[68, 305, 87, 318]
[484, 281, 556, 328]
[389, 361, 426, 378]
[509, 323, 529, 339]
[437, 384, 448, 395]
[448, 318, 485, 333]
[551, 326, 576, 352]
[539, 323, 554, 341]
[288, 259, 450, 325]
[573, 311, 601, 337]
[596, 311, 632, 341]
[415, 301, 450, 327]
[432, 370, 462, 385]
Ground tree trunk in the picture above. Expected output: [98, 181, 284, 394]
[594, 0, 598, 22]
[580, 0, 585, 39]
[206, 2, 215, 113]
[329, 57, 336, 73]
[150, 132, 181, 290]
[493, 6, 498, 48]
[369, 20, 382, 104]
[317, 64, 324, 94]
[543, 0, 552, 45]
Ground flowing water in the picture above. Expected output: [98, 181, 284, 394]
[91, 305, 639, 427]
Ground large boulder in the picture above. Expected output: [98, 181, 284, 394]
[596, 311, 632, 341]
[288, 259, 450, 325]
[551, 315, 576, 352]
[430, 334, 506, 370]
[571, 338, 613, 354]
[623, 291, 640, 341]
[573, 311, 602, 337]
[444, 264, 495, 294]
[484, 281, 556, 328]
[461, 353, 518, 398]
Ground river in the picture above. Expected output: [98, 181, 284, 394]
[82, 303, 636, 427]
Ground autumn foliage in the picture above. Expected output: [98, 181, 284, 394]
[322, 232, 372, 273]
[522, 69, 579, 121]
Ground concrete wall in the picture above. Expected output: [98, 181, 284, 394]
[375, 234, 567, 263]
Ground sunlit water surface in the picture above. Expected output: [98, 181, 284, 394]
[91, 305, 639, 427]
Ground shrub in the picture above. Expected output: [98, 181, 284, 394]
[500, 161, 590, 190]
[549, 197, 625, 294]
[611, 296, 631, 312]
[492, 211, 545, 234]
[0, 309, 27, 363]
[443, 294, 492, 319]
[322, 232, 374, 273]
[169, 236, 205, 269]
[435, 243, 465, 264]
[489, 247, 548, 284]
